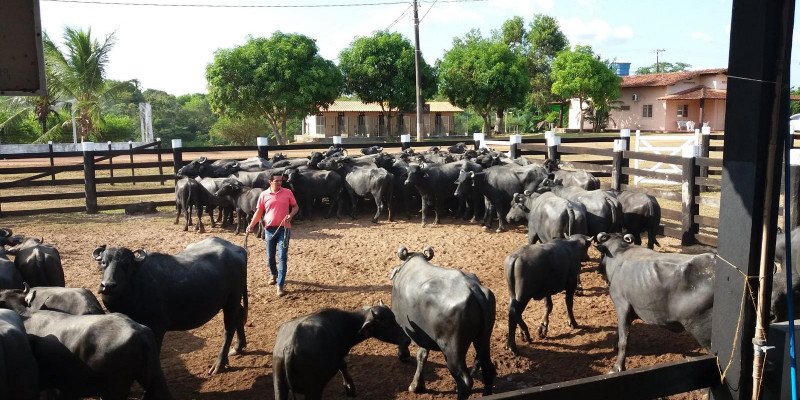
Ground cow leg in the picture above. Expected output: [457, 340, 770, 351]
[174, 204, 181, 225]
[339, 359, 357, 397]
[537, 296, 553, 338]
[371, 195, 382, 223]
[564, 290, 579, 329]
[138, 329, 174, 400]
[408, 347, 429, 393]
[183, 207, 190, 231]
[346, 188, 358, 219]
[472, 336, 496, 395]
[633, 233, 642, 245]
[420, 199, 429, 226]
[506, 297, 531, 354]
[229, 304, 247, 355]
[611, 303, 634, 373]
[209, 309, 239, 374]
[433, 200, 443, 225]
[443, 348, 473, 400]
[495, 205, 506, 233]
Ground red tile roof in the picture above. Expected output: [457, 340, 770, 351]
[621, 68, 727, 88]
[657, 85, 728, 100]
[320, 100, 463, 113]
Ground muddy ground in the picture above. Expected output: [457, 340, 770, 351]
[2, 206, 710, 399]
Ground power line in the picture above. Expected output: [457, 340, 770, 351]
[386, 3, 412, 31]
[419, 0, 437, 22]
[41, 0, 486, 8]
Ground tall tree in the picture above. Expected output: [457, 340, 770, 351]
[635, 61, 692, 75]
[206, 32, 343, 145]
[438, 30, 529, 134]
[551, 45, 621, 133]
[44, 27, 127, 142]
[338, 30, 437, 138]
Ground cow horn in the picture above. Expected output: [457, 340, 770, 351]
[378, 298, 385, 307]
[0, 228, 11, 237]
[92, 245, 107, 261]
[597, 232, 609, 243]
[623, 234, 634, 244]
[133, 249, 148, 263]
[198, 156, 208, 163]
[397, 247, 409, 261]
[469, 171, 475, 178]
[22, 282, 30, 294]
[422, 246, 434, 261]
[523, 189, 532, 196]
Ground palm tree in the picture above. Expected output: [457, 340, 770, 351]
[44, 27, 124, 142]
[0, 94, 62, 143]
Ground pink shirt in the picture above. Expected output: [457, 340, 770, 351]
[256, 187, 297, 229]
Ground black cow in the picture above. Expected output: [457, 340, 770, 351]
[504, 234, 592, 354]
[606, 189, 662, 249]
[284, 168, 344, 220]
[174, 177, 221, 233]
[197, 177, 238, 227]
[6, 237, 65, 287]
[454, 166, 526, 232]
[125, 201, 158, 215]
[0, 286, 104, 315]
[542, 159, 600, 190]
[540, 179, 622, 236]
[404, 160, 482, 226]
[448, 142, 467, 154]
[506, 191, 589, 245]
[3, 307, 174, 399]
[215, 181, 264, 236]
[92, 237, 248, 374]
[361, 145, 384, 155]
[176, 156, 240, 178]
[272, 302, 411, 400]
[317, 156, 394, 223]
[0, 229, 23, 290]
[390, 246, 496, 399]
[594, 232, 714, 372]
[0, 309, 38, 400]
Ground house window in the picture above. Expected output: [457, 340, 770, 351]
[316, 115, 325, 135]
[642, 105, 653, 118]
[621, 105, 631, 111]
[396, 113, 405, 134]
[357, 113, 366, 136]
[677, 104, 689, 117]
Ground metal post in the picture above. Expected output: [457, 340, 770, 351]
[473, 132, 484, 151]
[128, 140, 135, 186]
[401, 134, 411, 150]
[546, 132, 561, 161]
[699, 127, 711, 192]
[82, 142, 98, 214]
[172, 139, 183, 181]
[681, 145, 700, 246]
[791, 149, 800, 229]
[509, 134, 521, 159]
[611, 139, 627, 191]
[156, 138, 164, 185]
[620, 129, 631, 187]
[413, 0, 424, 142]
[48, 141, 55, 181]
[107, 141, 114, 186]
[257, 137, 269, 159]
[332, 136, 343, 149]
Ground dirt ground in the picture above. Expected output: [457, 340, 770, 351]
[2, 207, 711, 400]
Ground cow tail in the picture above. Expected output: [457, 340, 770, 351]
[649, 196, 662, 248]
[567, 203, 575, 237]
[605, 196, 620, 231]
[505, 253, 519, 301]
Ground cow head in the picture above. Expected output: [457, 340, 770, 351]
[216, 180, 244, 198]
[5, 237, 43, 255]
[359, 302, 412, 360]
[93, 245, 147, 298]
[454, 170, 477, 198]
[506, 192, 531, 223]
[308, 152, 324, 167]
[373, 152, 394, 169]
[176, 156, 211, 178]
[404, 164, 427, 187]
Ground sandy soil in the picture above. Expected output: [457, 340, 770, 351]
[2, 206, 710, 399]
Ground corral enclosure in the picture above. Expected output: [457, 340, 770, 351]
[1, 208, 708, 400]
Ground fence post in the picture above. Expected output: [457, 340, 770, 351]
[128, 140, 135, 186]
[611, 139, 627, 190]
[48, 141, 55, 181]
[156, 138, 165, 185]
[546, 133, 561, 162]
[681, 145, 701, 245]
[509, 134, 521, 159]
[619, 129, 631, 187]
[172, 139, 183, 181]
[401, 134, 411, 150]
[790, 149, 800, 229]
[473, 132, 484, 150]
[332, 135, 343, 150]
[257, 137, 269, 159]
[82, 142, 98, 214]
[107, 141, 114, 186]
[699, 127, 711, 192]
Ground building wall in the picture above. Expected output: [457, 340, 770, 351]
[304, 111, 457, 138]
[613, 86, 669, 131]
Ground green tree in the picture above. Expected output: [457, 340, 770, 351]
[209, 116, 271, 146]
[143, 89, 187, 142]
[551, 45, 621, 133]
[206, 32, 343, 145]
[792, 87, 800, 115]
[177, 94, 218, 142]
[438, 30, 529, 134]
[635, 61, 691, 75]
[338, 30, 437, 138]
[44, 27, 130, 142]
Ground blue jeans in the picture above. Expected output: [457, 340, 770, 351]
[264, 226, 291, 288]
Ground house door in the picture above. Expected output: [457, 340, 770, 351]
[357, 113, 366, 137]
[337, 113, 346, 135]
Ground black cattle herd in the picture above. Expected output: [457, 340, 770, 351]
[0, 143, 798, 399]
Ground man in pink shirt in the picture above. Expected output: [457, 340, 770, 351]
[247, 172, 299, 297]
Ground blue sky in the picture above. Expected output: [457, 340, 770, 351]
[38, 0, 797, 96]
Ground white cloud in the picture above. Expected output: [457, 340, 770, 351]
[558, 17, 633, 47]
[689, 31, 713, 42]
[487, 0, 554, 14]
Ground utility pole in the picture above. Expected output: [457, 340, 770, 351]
[654, 48, 666, 73]
[413, 0, 424, 142]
